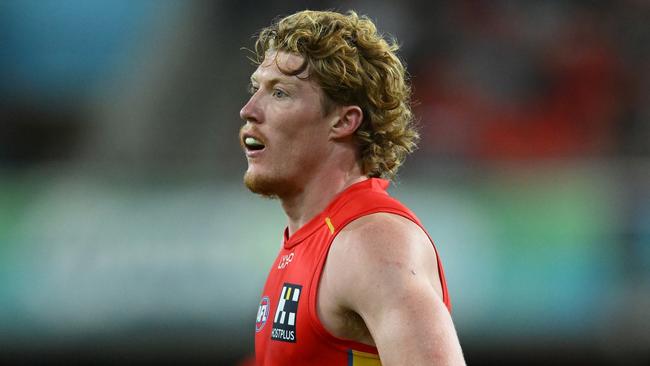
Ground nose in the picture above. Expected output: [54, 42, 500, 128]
[240, 93, 261, 124]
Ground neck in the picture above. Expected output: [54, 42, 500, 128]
[281, 164, 366, 237]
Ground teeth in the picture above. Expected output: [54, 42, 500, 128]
[245, 137, 264, 147]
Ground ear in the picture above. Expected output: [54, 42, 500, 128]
[329, 106, 363, 139]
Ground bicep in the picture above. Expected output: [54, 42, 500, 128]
[332, 214, 465, 365]
[360, 276, 463, 365]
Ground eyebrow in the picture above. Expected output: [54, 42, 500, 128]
[250, 75, 298, 88]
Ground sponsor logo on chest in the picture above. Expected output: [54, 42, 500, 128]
[271, 283, 302, 343]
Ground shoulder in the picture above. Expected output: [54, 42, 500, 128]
[324, 212, 442, 309]
[340, 211, 425, 240]
[334, 212, 435, 267]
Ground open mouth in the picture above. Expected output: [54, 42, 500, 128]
[243, 134, 266, 151]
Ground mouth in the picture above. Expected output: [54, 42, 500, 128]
[241, 132, 266, 154]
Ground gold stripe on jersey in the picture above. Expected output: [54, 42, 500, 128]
[325, 217, 335, 234]
[348, 349, 381, 366]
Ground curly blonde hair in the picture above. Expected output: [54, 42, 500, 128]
[252, 10, 419, 179]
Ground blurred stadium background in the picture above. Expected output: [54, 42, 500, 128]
[1, 0, 648, 364]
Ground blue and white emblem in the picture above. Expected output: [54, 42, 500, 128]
[256, 296, 270, 332]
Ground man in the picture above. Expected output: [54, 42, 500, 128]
[240, 10, 465, 365]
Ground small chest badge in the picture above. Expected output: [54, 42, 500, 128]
[256, 296, 270, 332]
[277, 252, 294, 269]
[271, 283, 302, 343]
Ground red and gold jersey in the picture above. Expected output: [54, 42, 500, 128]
[254, 178, 451, 365]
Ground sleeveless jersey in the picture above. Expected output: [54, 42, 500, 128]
[254, 178, 451, 365]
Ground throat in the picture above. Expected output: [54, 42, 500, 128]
[283, 175, 368, 236]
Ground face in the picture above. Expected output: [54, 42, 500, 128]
[239, 51, 333, 198]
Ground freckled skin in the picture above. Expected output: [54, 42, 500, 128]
[240, 52, 333, 199]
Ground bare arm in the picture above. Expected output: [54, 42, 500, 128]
[326, 213, 465, 365]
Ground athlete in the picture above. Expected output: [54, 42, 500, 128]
[240, 10, 465, 365]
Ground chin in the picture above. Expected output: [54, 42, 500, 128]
[244, 170, 293, 198]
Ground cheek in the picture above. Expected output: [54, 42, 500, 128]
[297, 122, 328, 146]
[276, 130, 325, 168]
[273, 106, 329, 159]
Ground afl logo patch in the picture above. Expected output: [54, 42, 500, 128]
[256, 296, 270, 332]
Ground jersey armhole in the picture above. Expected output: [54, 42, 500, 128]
[305, 207, 451, 355]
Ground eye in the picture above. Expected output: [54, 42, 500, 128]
[272, 88, 288, 99]
[248, 83, 259, 95]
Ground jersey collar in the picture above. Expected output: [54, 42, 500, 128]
[283, 178, 389, 249]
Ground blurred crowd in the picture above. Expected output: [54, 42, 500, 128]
[1, 1, 648, 167]
[0, 0, 650, 166]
